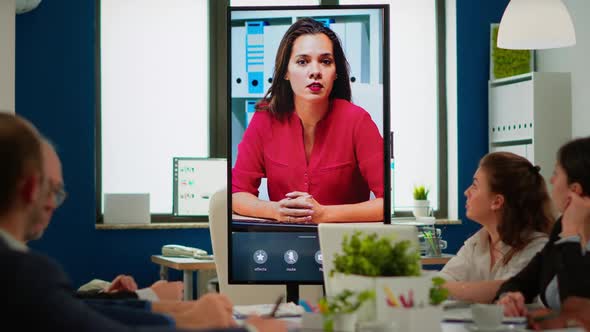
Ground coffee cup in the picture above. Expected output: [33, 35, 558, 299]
[471, 304, 503, 329]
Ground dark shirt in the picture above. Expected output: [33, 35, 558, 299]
[0, 238, 247, 332]
[496, 218, 590, 307]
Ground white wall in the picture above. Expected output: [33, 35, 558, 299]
[0, 0, 15, 114]
[536, 0, 590, 137]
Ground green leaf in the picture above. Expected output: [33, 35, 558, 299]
[413, 185, 429, 200]
[332, 231, 421, 277]
[319, 289, 375, 318]
[429, 276, 449, 305]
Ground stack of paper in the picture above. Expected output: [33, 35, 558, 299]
[233, 302, 304, 319]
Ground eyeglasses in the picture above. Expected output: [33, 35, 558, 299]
[49, 183, 67, 208]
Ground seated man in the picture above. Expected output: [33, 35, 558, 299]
[29, 139, 183, 303]
[0, 113, 285, 332]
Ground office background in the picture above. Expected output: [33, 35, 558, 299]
[12, 0, 590, 289]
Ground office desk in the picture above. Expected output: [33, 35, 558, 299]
[421, 253, 454, 266]
[151, 255, 216, 300]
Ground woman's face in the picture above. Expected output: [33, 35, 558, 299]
[464, 167, 497, 223]
[285, 33, 337, 105]
[550, 163, 570, 212]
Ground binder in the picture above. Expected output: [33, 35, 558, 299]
[245, 100, 256, 127]
[246, 21, 266, 94]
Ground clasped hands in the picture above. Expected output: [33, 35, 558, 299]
[275, 191, 325, 224]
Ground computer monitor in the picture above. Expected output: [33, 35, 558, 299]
[172, 157, 226, 216]
[227, 4, 390, 303]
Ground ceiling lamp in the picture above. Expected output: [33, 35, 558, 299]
[497, 0, 576, 49]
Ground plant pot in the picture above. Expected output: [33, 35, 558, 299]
[331, 312, 358, 332]
[328, 273, 433, 323]
[383, 306, 443, 332]
[412, 200, 430, 217]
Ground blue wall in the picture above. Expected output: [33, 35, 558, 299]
[15, 0, 211, 288]
[443, 0, 510, 254]
[15, 0, 508, 287]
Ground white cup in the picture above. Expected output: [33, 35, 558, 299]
[471, 304, 503, 329]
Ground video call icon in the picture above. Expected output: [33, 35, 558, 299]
[253, 250, 268, 264]
[314, 250, 323, 265]
[284, 250, 299, 264]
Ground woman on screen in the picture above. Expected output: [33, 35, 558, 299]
[232, 18, 384, 223]
[439, 152, 553, 302]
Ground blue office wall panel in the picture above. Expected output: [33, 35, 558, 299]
[15, 0, 211, 289]
[443, 0, 511, 254]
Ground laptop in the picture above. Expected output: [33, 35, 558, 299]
[318, 223, 420, 296]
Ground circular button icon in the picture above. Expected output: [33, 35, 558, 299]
[314, 250, 323, 265]
[253, 250, 268, 264]
[284, 250, 299, 264]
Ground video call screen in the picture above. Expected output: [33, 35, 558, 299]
[228, 5, 390, 284]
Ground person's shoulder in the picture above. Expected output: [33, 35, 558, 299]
[528, 232, 550, 244]
[249, 110, 276, 128]
[1, 247, 63, 272]
[331, 99, 370, 119]
[466, 229, 486, 245]
[517, 232, 549, 255]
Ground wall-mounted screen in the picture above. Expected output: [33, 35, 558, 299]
[227, 5, 390, 290]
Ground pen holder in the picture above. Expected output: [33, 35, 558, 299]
[301, 312, 324, 330]
[374, 275, 442, 331]
[375, 276, 431, 319]
[382, 306, 443, 332]
[418, 225, 446, 257]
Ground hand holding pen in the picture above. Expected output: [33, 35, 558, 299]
[268, 294, 285, 318]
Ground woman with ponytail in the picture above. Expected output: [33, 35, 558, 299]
[439, 152, 553, 303]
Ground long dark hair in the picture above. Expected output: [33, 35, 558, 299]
[557, 136, 590, 196]
[479, 152, 553, 265]
[256, 18, 351, 120]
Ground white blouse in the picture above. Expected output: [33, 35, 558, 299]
[438, 229, 548, 282]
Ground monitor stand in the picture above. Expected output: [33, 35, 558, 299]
[286, 282, 299, 304]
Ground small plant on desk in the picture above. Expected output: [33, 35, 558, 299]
[412, 185, 430, 201]
[318, 289, 375, 332]
[429, 276, 449, 305]
[331, 231, 421, 277]
[412, 185, 431, 217]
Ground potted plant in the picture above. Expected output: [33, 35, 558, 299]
[328, 231, 448, 331]
[412, 185, 430, 217]
[318, 289, 375, 332]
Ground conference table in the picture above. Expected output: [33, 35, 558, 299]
[277, 313, 584, 332]
[151, 253, 454, 301]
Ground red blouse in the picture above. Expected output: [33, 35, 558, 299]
[232, 99, 384, 205]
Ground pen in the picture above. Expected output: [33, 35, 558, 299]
[268, 295, 285, 318]
[299, 300, 314, 313]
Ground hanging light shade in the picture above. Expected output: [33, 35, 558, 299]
[497, 0, 576, 50]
